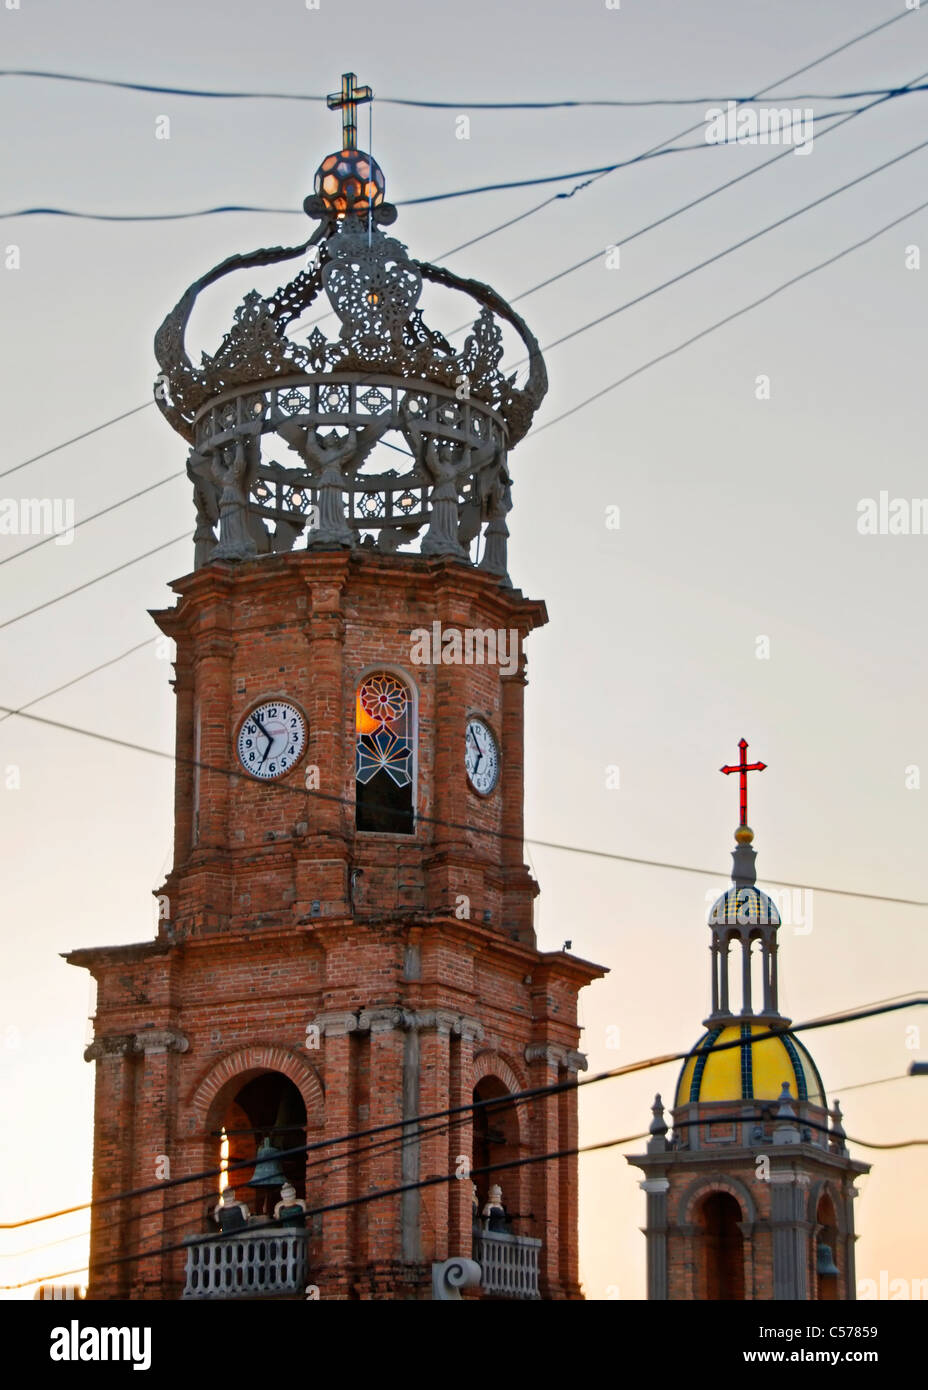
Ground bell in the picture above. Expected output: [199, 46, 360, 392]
[816, 1242, 840, 1278]
[250, 1136, 286, 1188]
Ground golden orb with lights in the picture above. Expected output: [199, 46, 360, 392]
[314, 149, 386, 217]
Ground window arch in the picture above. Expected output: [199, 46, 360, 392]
[355, 669, 415, 834]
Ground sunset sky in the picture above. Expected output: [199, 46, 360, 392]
[1, 0, 926, 1299]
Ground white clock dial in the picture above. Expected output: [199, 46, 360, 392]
[237, 701, 307, 781]
[465, 718, 500, 796]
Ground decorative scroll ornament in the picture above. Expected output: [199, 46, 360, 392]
[323, 223, 423, 356]
[152, 72, 548, 574]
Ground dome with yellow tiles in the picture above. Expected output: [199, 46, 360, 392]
[675, 1024, 826, 1107]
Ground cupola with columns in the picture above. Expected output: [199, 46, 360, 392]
[627, 742, 868, 1301]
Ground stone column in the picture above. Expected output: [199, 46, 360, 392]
[770, 1171, 811, 1299]
[84, 1035, 137, 1299]
[640, 1178, 670, 1300]
[128, 1029, 187, 1298]
[193, 631, 236, 854]
[424, 576, 473, 912]
[558, 1050, 586, 1297]
[415, 1011, 456, 1264]
[171, 661, 196, 866]
[844, 1182, 861, 1300]
[298, 565, 351, 915]
[316, 1012, 358, 1297]
[361, 1009, 407, 1279]
[525, 1043, 564, 1298]
[500, 644, 535, 944]
[448, 1018, 483, 1257]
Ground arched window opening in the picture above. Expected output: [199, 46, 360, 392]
[750, 934, 765, 1015]
[701, 1191, 744, 1300]
[472, 1077, 521, 1234]
[215, 1073, 307, 1220]
[355, 671, 415, 834]
[815, 1193, 840, 1301]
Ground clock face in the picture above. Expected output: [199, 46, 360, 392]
[465, 718, 500, 796]
[237, 701, 307, 781]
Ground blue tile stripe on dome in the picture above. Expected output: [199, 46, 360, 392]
[781, 1032, 809, 1101]
[740, 1023, 754, 1098]
[689, 1028, 723, 1102]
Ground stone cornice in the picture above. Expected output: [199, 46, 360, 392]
[84, 1027, 189, 1062]
[626, 1145, 870, 1177]
[313, 1007, 484, 1040]
[524, 1043, 587, 1072]
[63, 941, 173, 970]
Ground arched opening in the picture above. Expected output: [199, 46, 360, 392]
[815, 1193, 840, 1301]
[472, 1076, 520, 1231]
[700, 1191, 744, 1300]
[215, 1072, 307, 1219]
[750, 932, 765, 1015]
[355, 671, 415, 834]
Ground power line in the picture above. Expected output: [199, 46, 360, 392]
[0, 401, 154, 482]
[3, 94, 921, 623]
[535, 193, 928, 435]
[2, 67, 925, 107]
[2, 994, 923, 1234]
[6, 102, 913, 222]
[10, 1049, 926, 1290]
[8, 1053, 918, 1266]
[1, 9, 911, 481]
[506, 104, 928, 373]
[0, 639, 155, 726]
[0, 535, 187, 632]
[0, 78, 911, 542]
[0, 80, 908, 601]
[0, 471, 185, 567]
[0, 133, 771, 221]
[1, 698, 926, 908]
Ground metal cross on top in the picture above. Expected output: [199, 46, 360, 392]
[720, 738, 767, 829]
[327, 71, 373, 152]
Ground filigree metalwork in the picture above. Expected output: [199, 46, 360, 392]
[153, 140, 547, 574]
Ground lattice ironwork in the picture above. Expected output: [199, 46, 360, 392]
[153, 76, 547, 580]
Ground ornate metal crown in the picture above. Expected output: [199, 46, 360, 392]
[153, 72, 547, 582]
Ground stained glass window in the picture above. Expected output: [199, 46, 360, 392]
[355, 672, 414, 834]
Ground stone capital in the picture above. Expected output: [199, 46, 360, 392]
[525, 1042, 568, 1068]
[358, 1006, 415, 1034]
[453, 1016, 485, 1044]
[132, 1028, 188, 1056]
[84, 1033, 135, 1063]
[768, 1170, 811, 1186]
[410, 1009, 461, 1036]
[640, 1178, 670, 1195]
[314, 1010, 361, 1038]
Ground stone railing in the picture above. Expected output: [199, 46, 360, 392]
[474, 1230, 542, 1300]
[182, 1226, 309, 1300]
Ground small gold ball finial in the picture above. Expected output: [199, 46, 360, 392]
[734, 825, 755, 844]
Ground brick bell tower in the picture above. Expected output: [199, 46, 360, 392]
[67, 73, 605, 1302]
[628, 742, 867, 1301]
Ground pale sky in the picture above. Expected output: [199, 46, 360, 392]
[1, 0, 926, 1300]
